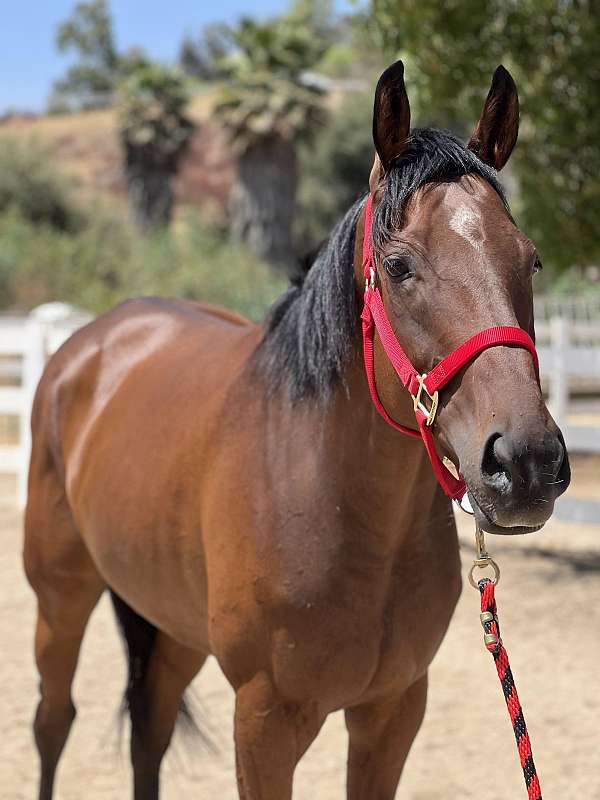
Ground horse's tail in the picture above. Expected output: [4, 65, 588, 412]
[110, 591, 157, 713]
[109, 591, 201, 739]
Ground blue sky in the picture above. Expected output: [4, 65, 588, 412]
[1, 0, 344, 113]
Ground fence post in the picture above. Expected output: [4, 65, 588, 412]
[549, 315, 569, 430]
[18, 316, 46, 507]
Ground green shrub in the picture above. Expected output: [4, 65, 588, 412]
[0, 139, 82, 232]
[0, 205, 286, 320]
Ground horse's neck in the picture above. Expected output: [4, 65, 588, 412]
[315, 357, 443, 547]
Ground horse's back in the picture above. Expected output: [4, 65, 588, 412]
[36, 295, 256, 414]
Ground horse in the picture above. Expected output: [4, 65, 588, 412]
[24, 61, 570, 800]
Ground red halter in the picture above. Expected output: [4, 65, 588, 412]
[360, 194, 539, 500]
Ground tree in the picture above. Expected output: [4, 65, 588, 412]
[367, 0, 600, 275]
[179, 23, 231, 81]
[117, 62, 195, 231]
[214, 6, 330, 270]
[49, 0, 120, 111]
[297, 94, 374, 249]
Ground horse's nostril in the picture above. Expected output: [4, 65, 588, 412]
[551, 438, 565, 479]
[552, 435, 570, 487]
[480, 430, 570, 500]
[481, 433, 512, 493]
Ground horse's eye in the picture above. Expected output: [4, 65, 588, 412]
[384, 256, 414, 281]
[532, 256, 543, 275]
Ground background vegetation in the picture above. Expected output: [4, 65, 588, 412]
[0, 141, 284, 318]
[0, 0, 598, 317]
[367, 0, 600, 275]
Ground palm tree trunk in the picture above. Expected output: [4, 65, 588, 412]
[229, 137, 297, 271]
[125, 167, 174, 232]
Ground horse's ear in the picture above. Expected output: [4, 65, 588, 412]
[467, 65, 519, 170]
[372, 60, 411, 177]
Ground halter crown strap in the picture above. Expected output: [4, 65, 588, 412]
[361, 194, 539, 500]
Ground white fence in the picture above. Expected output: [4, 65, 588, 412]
[0, 304, 599, 507]
[536, 316, 600, 452]
[0, 304, 92, 505]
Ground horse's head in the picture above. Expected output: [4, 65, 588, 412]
[362, 61, 570, 533]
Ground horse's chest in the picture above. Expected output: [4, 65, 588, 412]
[266, 532, 461, 708]
[360, 559, 461, 698]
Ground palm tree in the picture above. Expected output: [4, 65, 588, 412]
[117, 62, 195, 231]
[215, 12, 328, 270]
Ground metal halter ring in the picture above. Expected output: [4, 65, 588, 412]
[469, 522, 501, 589]
[454, 493, 474, 516]
[468, 557, 501, 589]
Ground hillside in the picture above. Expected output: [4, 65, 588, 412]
[0, 91, 234, 221]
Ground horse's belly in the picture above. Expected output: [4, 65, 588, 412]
[80, 510, 211, 649]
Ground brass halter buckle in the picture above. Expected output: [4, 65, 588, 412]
[412, 374, 439, 427]
[468, 523, 501, 589]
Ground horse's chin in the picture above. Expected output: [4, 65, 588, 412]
[465, 491, 547, 536]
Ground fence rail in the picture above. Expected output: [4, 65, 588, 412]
[535, 294, 600, 323]
[0, 304, 92, 505]
[1, 303, 599, 506]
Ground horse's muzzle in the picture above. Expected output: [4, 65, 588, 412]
[469, 426, 570, 533]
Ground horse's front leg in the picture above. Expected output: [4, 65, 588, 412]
[233, 671, 322, 800]
[345, 674, 428, 800]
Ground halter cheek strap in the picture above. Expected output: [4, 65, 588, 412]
[360, 194, 539, 500]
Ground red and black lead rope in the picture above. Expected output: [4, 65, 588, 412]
[479, 578, 542, 800]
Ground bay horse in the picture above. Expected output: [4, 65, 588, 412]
[24, 61, 570, 800]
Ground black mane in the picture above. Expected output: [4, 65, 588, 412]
[253, 128, 506, 401]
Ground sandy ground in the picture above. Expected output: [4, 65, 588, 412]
[1, 486, 599, 799]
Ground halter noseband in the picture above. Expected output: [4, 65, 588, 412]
[360, 193, 539, 500]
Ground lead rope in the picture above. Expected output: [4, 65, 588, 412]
[470, 525, 543, 800]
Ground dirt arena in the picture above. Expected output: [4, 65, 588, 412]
[1, 470, 599, 800]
